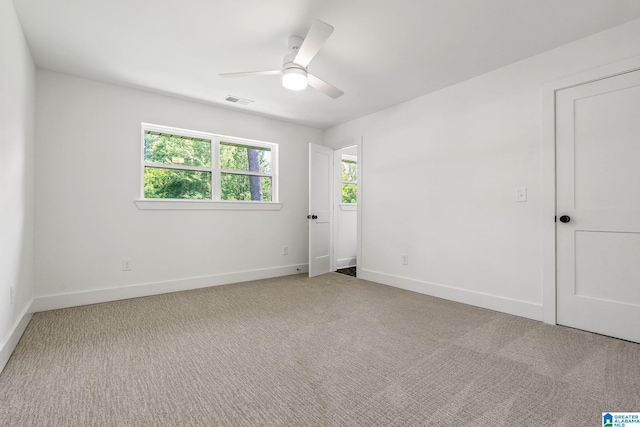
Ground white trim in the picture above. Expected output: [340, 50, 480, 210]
[540, 78, 557, 325]
[339, 203, 357, 211]
[140, 126, 146, 199]
[33, 264, 308, 312]
[142, 123, 213, 140]
[144, 162, 212, 172]
[134, 199, 283, 210]
[213, 139, 222, 200]
[270, 142, 280, 202]
[219, 169, 272, 178]
[336, 257, 357, 269]
[540, 55, 640, 326]
[1, 301, 34, 374]
[356, 138, 363, 278]
[359, 269, 543, 321]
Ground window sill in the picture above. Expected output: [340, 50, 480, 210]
[339, 204, 357, 211]
[134, 199, 283, 211]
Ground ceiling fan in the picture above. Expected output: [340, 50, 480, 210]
[220, 20, 344, 99]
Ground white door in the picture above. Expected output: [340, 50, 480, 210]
[556, 69, 640, 343]
[308, 143, 332, 277]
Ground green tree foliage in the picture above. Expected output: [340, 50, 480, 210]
[220, 174, 271, 201]
[219, 142, 270, 173]
[144, 132, 212, 199]
[144, 132, 211, 167]
[341, 160, 357, 203]
[144, 168, 212, 199]
[342, 184, 357, 204]
[220, 142, 271, 201]
[143, 132, 272, 201]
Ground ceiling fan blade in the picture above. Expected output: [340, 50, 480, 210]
[308, 73, 344, 99]
[292, 20, 334, 68]
[220, 70, 282, 77]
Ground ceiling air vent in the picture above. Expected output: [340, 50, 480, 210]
[225, 95, 254, 106]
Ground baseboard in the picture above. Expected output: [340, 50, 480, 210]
[359, 269, 543, 321]
[1, 301, 34, 374]
[33, 263, 309, 312]
[336, 257, 357, 269]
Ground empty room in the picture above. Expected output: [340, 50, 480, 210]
[2, 0, 640, 425]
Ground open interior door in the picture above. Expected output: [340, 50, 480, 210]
[308, 143, 332, 277]
[556, 69, 640, 343]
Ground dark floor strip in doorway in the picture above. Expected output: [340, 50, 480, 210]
[336, 266, 356, 277]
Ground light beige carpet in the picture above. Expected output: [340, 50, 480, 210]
[1, 273, 638, 426]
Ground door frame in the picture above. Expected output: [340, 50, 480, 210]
[332, 139, 363, 275]
[541, 55, 640, 325]
[332, 143, 359, 272]
[309, 138, 363, 276]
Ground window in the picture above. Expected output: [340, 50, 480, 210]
[219, 141, 272, 202]
[143, 130, 213, 199]
[141, 124, 277, 204]
[341, 155, 357, 204]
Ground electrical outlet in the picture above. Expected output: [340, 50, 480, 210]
[283, 246, 289, 256]
[10, 284, 15, 305]
[402, 254, 408, 265]
[122, 259, 132, 271]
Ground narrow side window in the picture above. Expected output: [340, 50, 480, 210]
[341, 156, 357, 204]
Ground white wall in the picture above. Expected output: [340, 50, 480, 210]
[34, 71, 322, 309]
[0, 0, 36, 369]
[324, 18, 640, 321]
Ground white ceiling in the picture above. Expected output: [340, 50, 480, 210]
[13, 0, 640, 129]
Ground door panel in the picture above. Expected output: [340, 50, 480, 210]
[309, 143, 332, 277]
[556, 69, 640, 343]
[573, 84, 640, 210]
[574, 231, 640, 305]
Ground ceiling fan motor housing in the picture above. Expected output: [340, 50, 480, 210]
[288, 35, 303, 51]
[283, 36, 306, 72]
[283, 53, 306, 71]
[283, 37, 308, 90]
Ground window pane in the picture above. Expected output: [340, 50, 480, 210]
[144, 167, 211, 199]
[144, 131, 211, 167]
[221, 173, 272, 201]
[342, 184, 357, 204]
[220, 142, 271, 173]
[342, 160, 357, 182]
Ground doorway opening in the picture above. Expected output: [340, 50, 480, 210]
[334, 145, 358, 277]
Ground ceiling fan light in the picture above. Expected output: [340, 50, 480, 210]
[282, 68, 308, 90]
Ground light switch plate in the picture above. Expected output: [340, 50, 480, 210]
[516, 187, 527, 202]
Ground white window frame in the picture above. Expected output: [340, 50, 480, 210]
[340, 154, 357, 207]
[135, 123, 281, 211]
